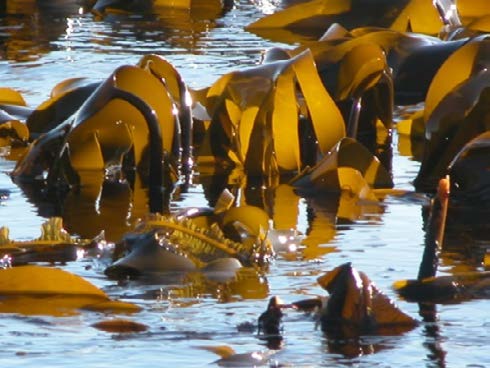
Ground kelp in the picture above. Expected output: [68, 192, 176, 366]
[290, 137, 393, 193]
[0, 87, 29, 147]
[447, 132, 490, 203]
[394, 271, 490, 304]
[161, 267, 269, 302]
[0, 217, 94, 265]
[198, 37, 395, 177]
[246, 0, 458, 44]
[199, 49, 345, 176]
[26, 78, 100, 138]
[0, 265, 140, 316]
[315, 262, 417, 336]
[105, 203, 274, 279]
[11, 55, 190, 213]
[413, 36, 490, 192]
[394, 176, 490, 304]
[90, 0, 233, 15]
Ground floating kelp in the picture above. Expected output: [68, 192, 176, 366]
[260, 263, 416, 342]
[290, 137, 393, 193]
[90, 0, 233, 15]
[394, 176, 490, 304]
[414, 36, 490, 192]
[105, 203, 274, 279]
[0, 217, 94, 265]
[0, 265, 140, 316]
[314, 263, 417, 337]
[0, 87, 29, 147]
[26, 78, 99, 138]
[161, 266, 269, 302]
[91, 318, 149, 333]
[267, 32, 397, 139]
[246, 0, 458, 44]
[394, 271, 490, 304]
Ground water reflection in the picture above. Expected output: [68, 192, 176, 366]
[0, 0, 234, 63]
[0, 0, 82, 62]
[119, 266, 269, 305]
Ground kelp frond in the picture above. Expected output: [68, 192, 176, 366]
[133, 214, 274, 266]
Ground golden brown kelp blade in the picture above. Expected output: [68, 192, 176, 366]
[0, 265, 140, 316]
[201, 49, 345, 176]
[26, 79, 99, 138]
[290, 137, 393, 193]
[0, 217, 93, 265]
[318, 263, 417, 336]
[91, 318, 148, 333]
[0, 87, 29, 147]
[246, 0, 456, 44]
[414, 69, 490, 192]
[394, 271, 490, 303]
[447, 132, 490, 203]
[105, 206, 274, 279]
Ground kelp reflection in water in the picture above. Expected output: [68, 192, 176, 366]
[1, 1, 490, 367]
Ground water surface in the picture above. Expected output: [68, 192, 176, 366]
[0, 1, 489, 367]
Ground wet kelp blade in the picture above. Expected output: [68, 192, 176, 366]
[393, 271, 490, 303]
[246, 0, 452, 43]
[336, 43, 387, 101]
[91, 318, 148, 333]
[0, 217, 86, 264]
[0, 87, 26, 106]
[26, 79, 99, 137]
[290, 137, 393, 192]
[0, 265, 140, 316]
[317, 263, 416, 334]
[424, 37, 489, 124]
[70, 64, 175, 171]
[0, 87, 29, 145]
[202, 49, 344, 175]
[448, 132, 490, 202]
[415, 68, 490, 191]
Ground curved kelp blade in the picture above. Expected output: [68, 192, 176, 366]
[222, 205, 270, 237]
[137, 54, 193, 168]
[447, 131, 490, 203]
[336, 43, 387, 101]
[0, 265, 140, 316]
[69, 64, 176, 172]
[424, 36, 489, 124]
[393, 271, 490, 304]
[0, 87, 26, 106]
[125, 211, 274, 267]
[246, 0, 451, 43]
[290, 137, 393, 192]
[11, 123, 71, 182]
[0, 110, 29, 147]
[317, 263, 416, 335]
[414, 68, 490, 191]
[0, 217, 94, 265]
[27, 78, 99, 137]
[202, 49, 344, 175]
[0, 88, 30, 146]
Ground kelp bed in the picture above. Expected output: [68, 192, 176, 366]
[0, 1, 490, 367]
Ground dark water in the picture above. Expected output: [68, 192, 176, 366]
[0, 1, 489, 367]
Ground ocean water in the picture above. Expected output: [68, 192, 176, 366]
[0, 1, 489, 367]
